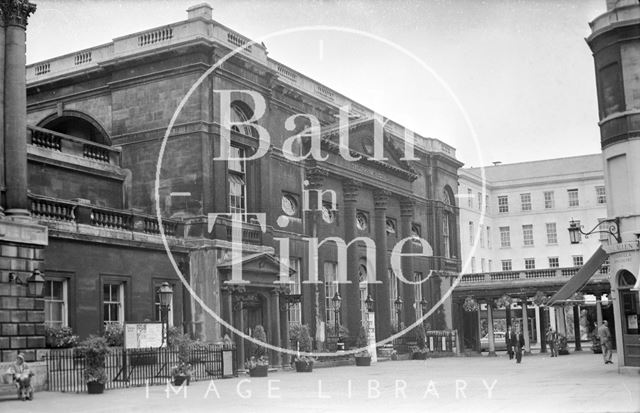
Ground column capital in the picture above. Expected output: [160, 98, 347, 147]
[342, 179, 360, 202]
[1, 0, 36, 28]
[373, 189, 390, 210]
[400, 198, 415, 217]
[305, 167, 328, 190]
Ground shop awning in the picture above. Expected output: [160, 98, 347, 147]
[547, 246, 608, 305]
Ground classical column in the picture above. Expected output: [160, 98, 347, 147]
[596, 295, 603, 327]
[540, 307, 548, 353]
[534, 305, 541, 351]
[521, 299, 531, 354]
[399, 198, 415, 327]
[373, 189, 391, 339]
[305, 167, 327, 349]
[2, 0, 36, 216]
[505, 306, 512, 331]
[270, 290, 282, 366]
[342, 180, 361, 337]
[572, 304, 582, 351]
[280, 305, 290, 367]
[237, 302, 245, 366]
[486, 300, 496, 356]
[0, 10, 5, 207]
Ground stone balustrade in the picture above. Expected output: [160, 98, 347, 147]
[459, 265, 610, 286]
[28, 126, 121, 166]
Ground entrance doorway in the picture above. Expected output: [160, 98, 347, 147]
[618, 271, 640, 367]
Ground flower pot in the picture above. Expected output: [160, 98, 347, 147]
[172, 375, 190, 386]
[355, 356, 371, 366]
[86, 382, 105, 394]
[249, 365, 268, 377]
[295, 360, 314, 372]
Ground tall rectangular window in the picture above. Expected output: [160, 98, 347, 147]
[229, 145, 247, 219]
[324, 262, 339, 330]
[522, 224, 534, 246]
[469, 221, 474, 246]
[103, 283, 124, 325]
[498, 195, 509, 213]
[488, 259, 493, 272]
[546, 222, 558, 244]
[414, 272, 423, 318]
[520, 193, 532, 211]
[501, 260, 512, 271]
[573, 255, 584, 267]
[477, 192, 483, 211]
[548, 257, 559, 268]
[44, 279, 67, 328]
[471, 257, 476, 273]
[442, 218, 450, 259]
[480, 258, 486, 272]
[479, 226, 485, 248]
[525, 258, 536, 269]
[467, 188, 473, 208]
[544, 191, 555, 209]
[568, 189, 579, 207]
[389, 269, 399, 329]
[485, 195, 490, 214]
[287, 258, 302, 325]
[499, 226, 511, 248]
[486, 226, 491, 248]
[596, 186, 606, 204]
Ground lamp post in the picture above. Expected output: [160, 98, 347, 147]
[7, 269, 45, 297]
[158, 282, 173, 347]
[365, 294, 375, 312]
[332, 292, 342, 350]
[394, 295, 403, 330]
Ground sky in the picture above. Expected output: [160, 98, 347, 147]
[26, 0, 607, 168]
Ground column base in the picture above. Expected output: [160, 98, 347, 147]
[4, 208, 31, 220]
[487, 351, 497, 357]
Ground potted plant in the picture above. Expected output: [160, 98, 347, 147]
[290, 324, 314, 372]
[557, 334, 569, 355]
[354, 325, 371, 366]
[411, 324, 428, 360]
[102, 323, 124, 347]
[77, 335, 110, 394]
[463, 296, 479, 312]
[45, 325, 79, 348]
[170, 334, 193, 385]
[246, 325, 269, 377]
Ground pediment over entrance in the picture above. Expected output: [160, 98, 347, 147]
[218, 252, 294, 286]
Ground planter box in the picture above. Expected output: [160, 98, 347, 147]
[249, 365, 268, 377]
[295, 360, 314, 372]
[87, 382, 105, 394]
[172, 375, 190, 386]
[355, 356, 371, 366]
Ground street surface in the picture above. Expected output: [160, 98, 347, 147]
[1, 351, 638, 413]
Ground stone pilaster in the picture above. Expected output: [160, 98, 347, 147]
[486, 300, 496, 356]
[2, 0, 36, 215]
[270, 290, 281, 367]
[521, 299, 531, 355]
[399, 198, 415, 327]
[373, 189, 390, 339]
[342, 179, 361, 338]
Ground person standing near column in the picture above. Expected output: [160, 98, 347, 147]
[546, 326, 557, 357]
[514, 325, 525, 364]
[597, 320, 613, 364]
[506, 326, 514, 360]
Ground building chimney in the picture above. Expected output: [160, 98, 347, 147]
[187, 3, 213, 20]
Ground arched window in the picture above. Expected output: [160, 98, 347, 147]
[230, 102, 258, 138]
[39, 112, 110, 145]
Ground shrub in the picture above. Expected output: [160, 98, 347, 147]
[44, 325, 78, 348]
[356, 325, 370, 357]
[167, 326, 181, 346]
[289, 324, 312, 353]
[77, 335, 110, 384]
[251, 325, 267, 359]
[171, 333, 193, 365]
[414, 324, 426, 350]
[103, 323, 124, 347]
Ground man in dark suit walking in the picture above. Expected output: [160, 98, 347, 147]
[506, 326, 514, 359]
[514, 325, 525, 364]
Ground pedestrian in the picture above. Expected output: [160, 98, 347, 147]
[546, 327, 557, 357]
[514, 325, 525, 364]
[597, 320, 613, 364]
[6, 353, 30, 389]
[506, 326, 514, 359]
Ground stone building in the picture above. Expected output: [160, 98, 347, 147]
[1, 3, 463, 364]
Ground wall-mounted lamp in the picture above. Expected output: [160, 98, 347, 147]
[8, 269, 46, 297]
[568, 217, 621, 244]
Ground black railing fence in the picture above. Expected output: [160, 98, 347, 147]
[46, 344, 237, 393]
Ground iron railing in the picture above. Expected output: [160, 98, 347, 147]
[46, 344, 236, 393]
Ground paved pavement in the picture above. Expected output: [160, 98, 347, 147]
[1, 351, 638, 413]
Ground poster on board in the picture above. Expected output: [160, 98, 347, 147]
[124, 323, 164, 349]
